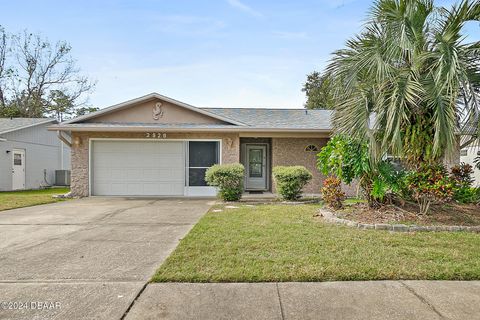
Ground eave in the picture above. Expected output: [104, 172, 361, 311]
[48, 125, 332, 134]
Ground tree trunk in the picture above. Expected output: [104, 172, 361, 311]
[418, 197, 431, 215]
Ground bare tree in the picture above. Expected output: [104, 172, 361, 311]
[0, 27, 10, 108]
[0, 27, 95, 119]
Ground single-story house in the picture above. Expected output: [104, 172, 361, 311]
[50, 92, 342, 197]
[460, 145, 480, 186]
[0, 118, 71, 191]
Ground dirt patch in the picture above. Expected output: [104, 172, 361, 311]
[336, 202, 480, 226]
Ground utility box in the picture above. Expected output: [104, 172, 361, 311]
[55, 170, 71, 186]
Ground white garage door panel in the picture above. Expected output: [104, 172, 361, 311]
[92, 141, 185, 196]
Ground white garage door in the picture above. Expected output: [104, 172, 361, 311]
[91, 141, 185, 196]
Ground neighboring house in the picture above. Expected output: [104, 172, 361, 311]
[460, 145, 480, 186]
[49, 92, 340, 197]
[0, 118, 71, 191]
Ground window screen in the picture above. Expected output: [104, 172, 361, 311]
[188, 141, 219, 186]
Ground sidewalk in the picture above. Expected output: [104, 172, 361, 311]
[125, 281, 480, 320]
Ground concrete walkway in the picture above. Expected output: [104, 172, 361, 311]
[0, 198, 212, 320]
[125, 281, 480, 320]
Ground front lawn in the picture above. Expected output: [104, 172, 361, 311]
[0, 188, 70, 211]
[153, 204, 480, 282]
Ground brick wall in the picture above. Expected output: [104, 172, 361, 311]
[271, 138, 328, 194]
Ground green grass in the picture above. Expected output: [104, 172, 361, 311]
[0, 188, 70, 211]
[344, 198, 366, 205]
[153, 203, 480, 282]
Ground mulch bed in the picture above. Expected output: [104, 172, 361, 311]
[336, 202, 480, 226]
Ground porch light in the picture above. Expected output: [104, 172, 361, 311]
[73, 136, 82, 147]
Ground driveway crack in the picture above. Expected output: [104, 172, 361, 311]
[120, 281, 149, 320]
[399, 281, 449, 320]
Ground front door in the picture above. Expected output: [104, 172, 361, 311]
[245, 145, 267, 190]
[12, 149, 25, 190]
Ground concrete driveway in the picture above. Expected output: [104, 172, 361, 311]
[0, 197, 212, 320]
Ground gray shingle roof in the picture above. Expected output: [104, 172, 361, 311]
[51, 108, 334, 131]
[203, 108, 332, 129]
[0, 118, 55, 134]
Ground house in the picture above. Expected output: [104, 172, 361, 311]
[49, 92, 337, 197]
[0, 118, 71, 191]
[460, 145, 480, 186]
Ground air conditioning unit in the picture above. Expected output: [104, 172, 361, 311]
[55, 170, 71, 186]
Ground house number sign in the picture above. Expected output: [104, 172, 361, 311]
[145, 132, 167, 138]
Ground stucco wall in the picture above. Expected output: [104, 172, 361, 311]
[271, 138, 328, 194]
[88, 98, 226, 124]
[70, 131, 240, 197]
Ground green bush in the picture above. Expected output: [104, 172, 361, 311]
[450, 163, 479, 204]
[321, 176, 345, 209]
[205, 163, 245, 201]
[272, 166, 312, 201]
[453, 187, 480, 204]
[404, 164, 455, 215]
[317, 135, 369, 184]
[450, 163, 475, 188]
[317, 134, 405, 207]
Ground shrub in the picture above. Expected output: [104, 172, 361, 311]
[205, 163, 245, 201]
[404, 164, 454, 215]
[272, 166, 312, 201]
[453, 187, 480, 204]
[317, 135, 405, 207]
[370, 161, 407, 203]
[450, 163, 474, 188]
[321, 177, 345, 209]
[317, 135, 369, 184]
[450, 163, 477, 204]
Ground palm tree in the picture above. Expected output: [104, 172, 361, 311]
[327, 0, 480, 166]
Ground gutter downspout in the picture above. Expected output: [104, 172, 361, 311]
[57, 131, 72, 148]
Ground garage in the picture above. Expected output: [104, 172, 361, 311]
[91, 140, 185, 196]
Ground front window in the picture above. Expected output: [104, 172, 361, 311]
[188, 141, 219, 186]
[305, 144, 319, 152]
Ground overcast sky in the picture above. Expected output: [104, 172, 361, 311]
[2, 0, 477, 109]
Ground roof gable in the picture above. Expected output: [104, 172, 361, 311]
[66, 93, 245, 126]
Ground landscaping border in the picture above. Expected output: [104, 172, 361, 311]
[319, 208, 480, 233]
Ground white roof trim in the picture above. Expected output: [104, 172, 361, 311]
[48, 124, 332, 133]
[0, 119, 56, 135]
[63, 92, 247, 126]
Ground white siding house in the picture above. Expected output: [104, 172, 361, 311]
[0, 118, 70, 191]
[460, 145, 480, 187]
